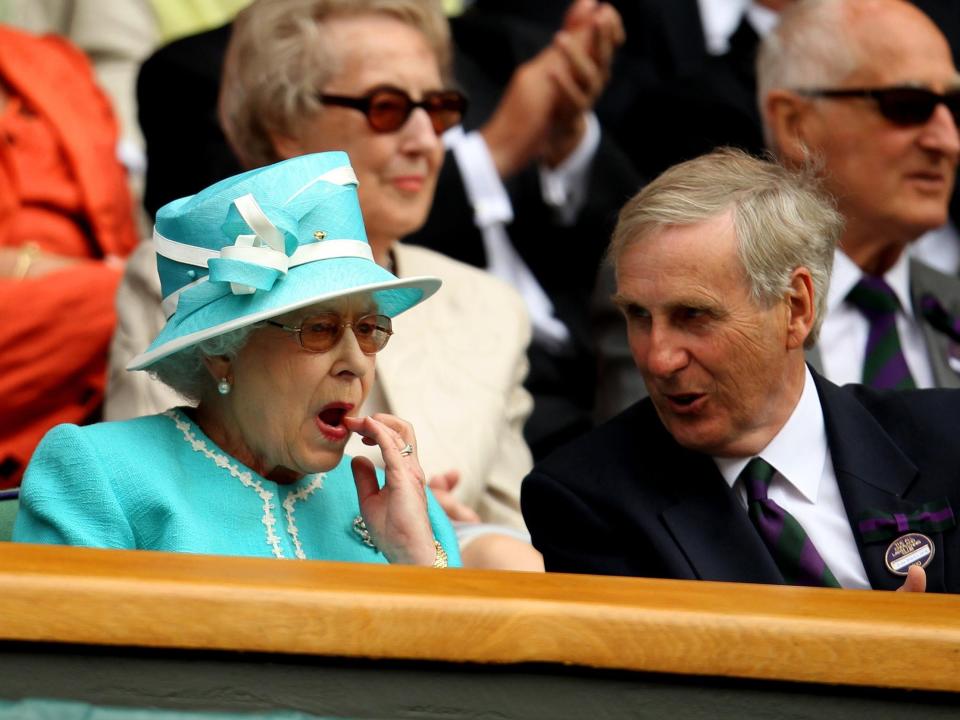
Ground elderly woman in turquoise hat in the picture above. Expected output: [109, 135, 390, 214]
[13, 152, 460, 568]
[107, 0, 548, 570]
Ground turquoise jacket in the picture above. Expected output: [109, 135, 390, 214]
[14, 409, 461, 565]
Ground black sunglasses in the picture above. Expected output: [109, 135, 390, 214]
[318, 85, 468, 135]
[798, 86, 960, 126]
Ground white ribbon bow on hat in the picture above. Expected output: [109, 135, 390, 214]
[154, 165, 371, 319]
[210, 193, 293, 296]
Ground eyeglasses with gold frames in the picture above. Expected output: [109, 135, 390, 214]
[267, 313, 393, 355]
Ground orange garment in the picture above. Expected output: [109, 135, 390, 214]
[0, 26, 138, 488]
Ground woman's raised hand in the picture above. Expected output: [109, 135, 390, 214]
[344, 413, 438, 566]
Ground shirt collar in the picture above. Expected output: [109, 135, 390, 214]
[828, 248, 915, 319]
[745, 3, 779, 38]
[697, 0, 779, 55]
[715, 366, 826, 503]
[698, 0, 749, 55]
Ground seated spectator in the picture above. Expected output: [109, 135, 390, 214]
[0, 25, 138, 489]
[107, 0, 543, 570]
[760, 0, 960, 390]
[522, 149, 960, 593]
[0, 0, 258, 180]
[15, 152, 459, 568]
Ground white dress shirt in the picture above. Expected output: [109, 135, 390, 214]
[818, 249, 935, 388]
[697, 0, 780, 55]
[443, 114, 601, 350]
[714, 367, 871, 589]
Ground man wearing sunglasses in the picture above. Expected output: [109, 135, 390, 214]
[760, 0, 960, 392]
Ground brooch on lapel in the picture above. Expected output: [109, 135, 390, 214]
[352, 514, 376, 548]
[857, 499, 955, 576]
[919, 293, 960, 374]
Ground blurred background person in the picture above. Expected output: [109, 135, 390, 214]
[761, 0, 960, 390]
[404, 0, 638, 458]
[0, 24, 138, 489]
[1, 0, 258, 215]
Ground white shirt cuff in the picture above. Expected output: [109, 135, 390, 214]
[445, 126, 514, 227]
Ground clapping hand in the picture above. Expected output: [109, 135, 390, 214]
[480, 0, 625, 176]
[543, 0, 625, 167]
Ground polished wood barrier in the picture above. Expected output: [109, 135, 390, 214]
[0, 542, 957, 693]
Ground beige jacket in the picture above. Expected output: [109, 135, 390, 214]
[106, 240, 534, 529]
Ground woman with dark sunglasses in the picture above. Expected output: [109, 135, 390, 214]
[107, 0, 544, 571]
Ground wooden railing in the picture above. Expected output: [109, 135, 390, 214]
[1, 542, 958, 693]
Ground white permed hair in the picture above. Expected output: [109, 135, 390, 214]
[149, 322, 266, 402]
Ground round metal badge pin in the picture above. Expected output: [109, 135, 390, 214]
[884, 532, 935, 576]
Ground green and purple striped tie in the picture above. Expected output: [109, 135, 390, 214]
[846, 276, 916, 390]
[741, 458, 841, 588]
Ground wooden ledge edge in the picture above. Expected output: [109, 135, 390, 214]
[0, 543, 958, 693]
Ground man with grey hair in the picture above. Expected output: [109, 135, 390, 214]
[522, 149, 960, 593]
[760, 0, 960, 391]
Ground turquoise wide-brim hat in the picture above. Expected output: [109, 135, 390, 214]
[128, 152, 441, 370]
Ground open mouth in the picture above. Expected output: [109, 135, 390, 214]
[319, 406, 347, 426]
[665, 393, 706, 413]
[316, 403, 353, 441]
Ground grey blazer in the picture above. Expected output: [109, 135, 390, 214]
[807, 258, 960, 389]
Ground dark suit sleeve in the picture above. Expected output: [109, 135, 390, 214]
[522, 469, 636, 576]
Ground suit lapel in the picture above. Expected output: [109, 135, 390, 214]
[656, 0, 710, 75]
[909, 259, 960, 389]
[815, 375, 946, 591]
[808, 260, 960, 388]
[655, 433, 784, 584]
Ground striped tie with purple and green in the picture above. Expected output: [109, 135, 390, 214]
[741, 458, 841, 588]
[846, 276, 916, 390]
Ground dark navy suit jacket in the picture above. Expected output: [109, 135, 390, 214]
[521, 371, 960, 592]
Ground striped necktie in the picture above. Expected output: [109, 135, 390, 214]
[741, 458, 840, 588]
[846, 276, 916, 390]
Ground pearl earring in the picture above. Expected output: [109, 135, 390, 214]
[217, 378, 232, 395]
